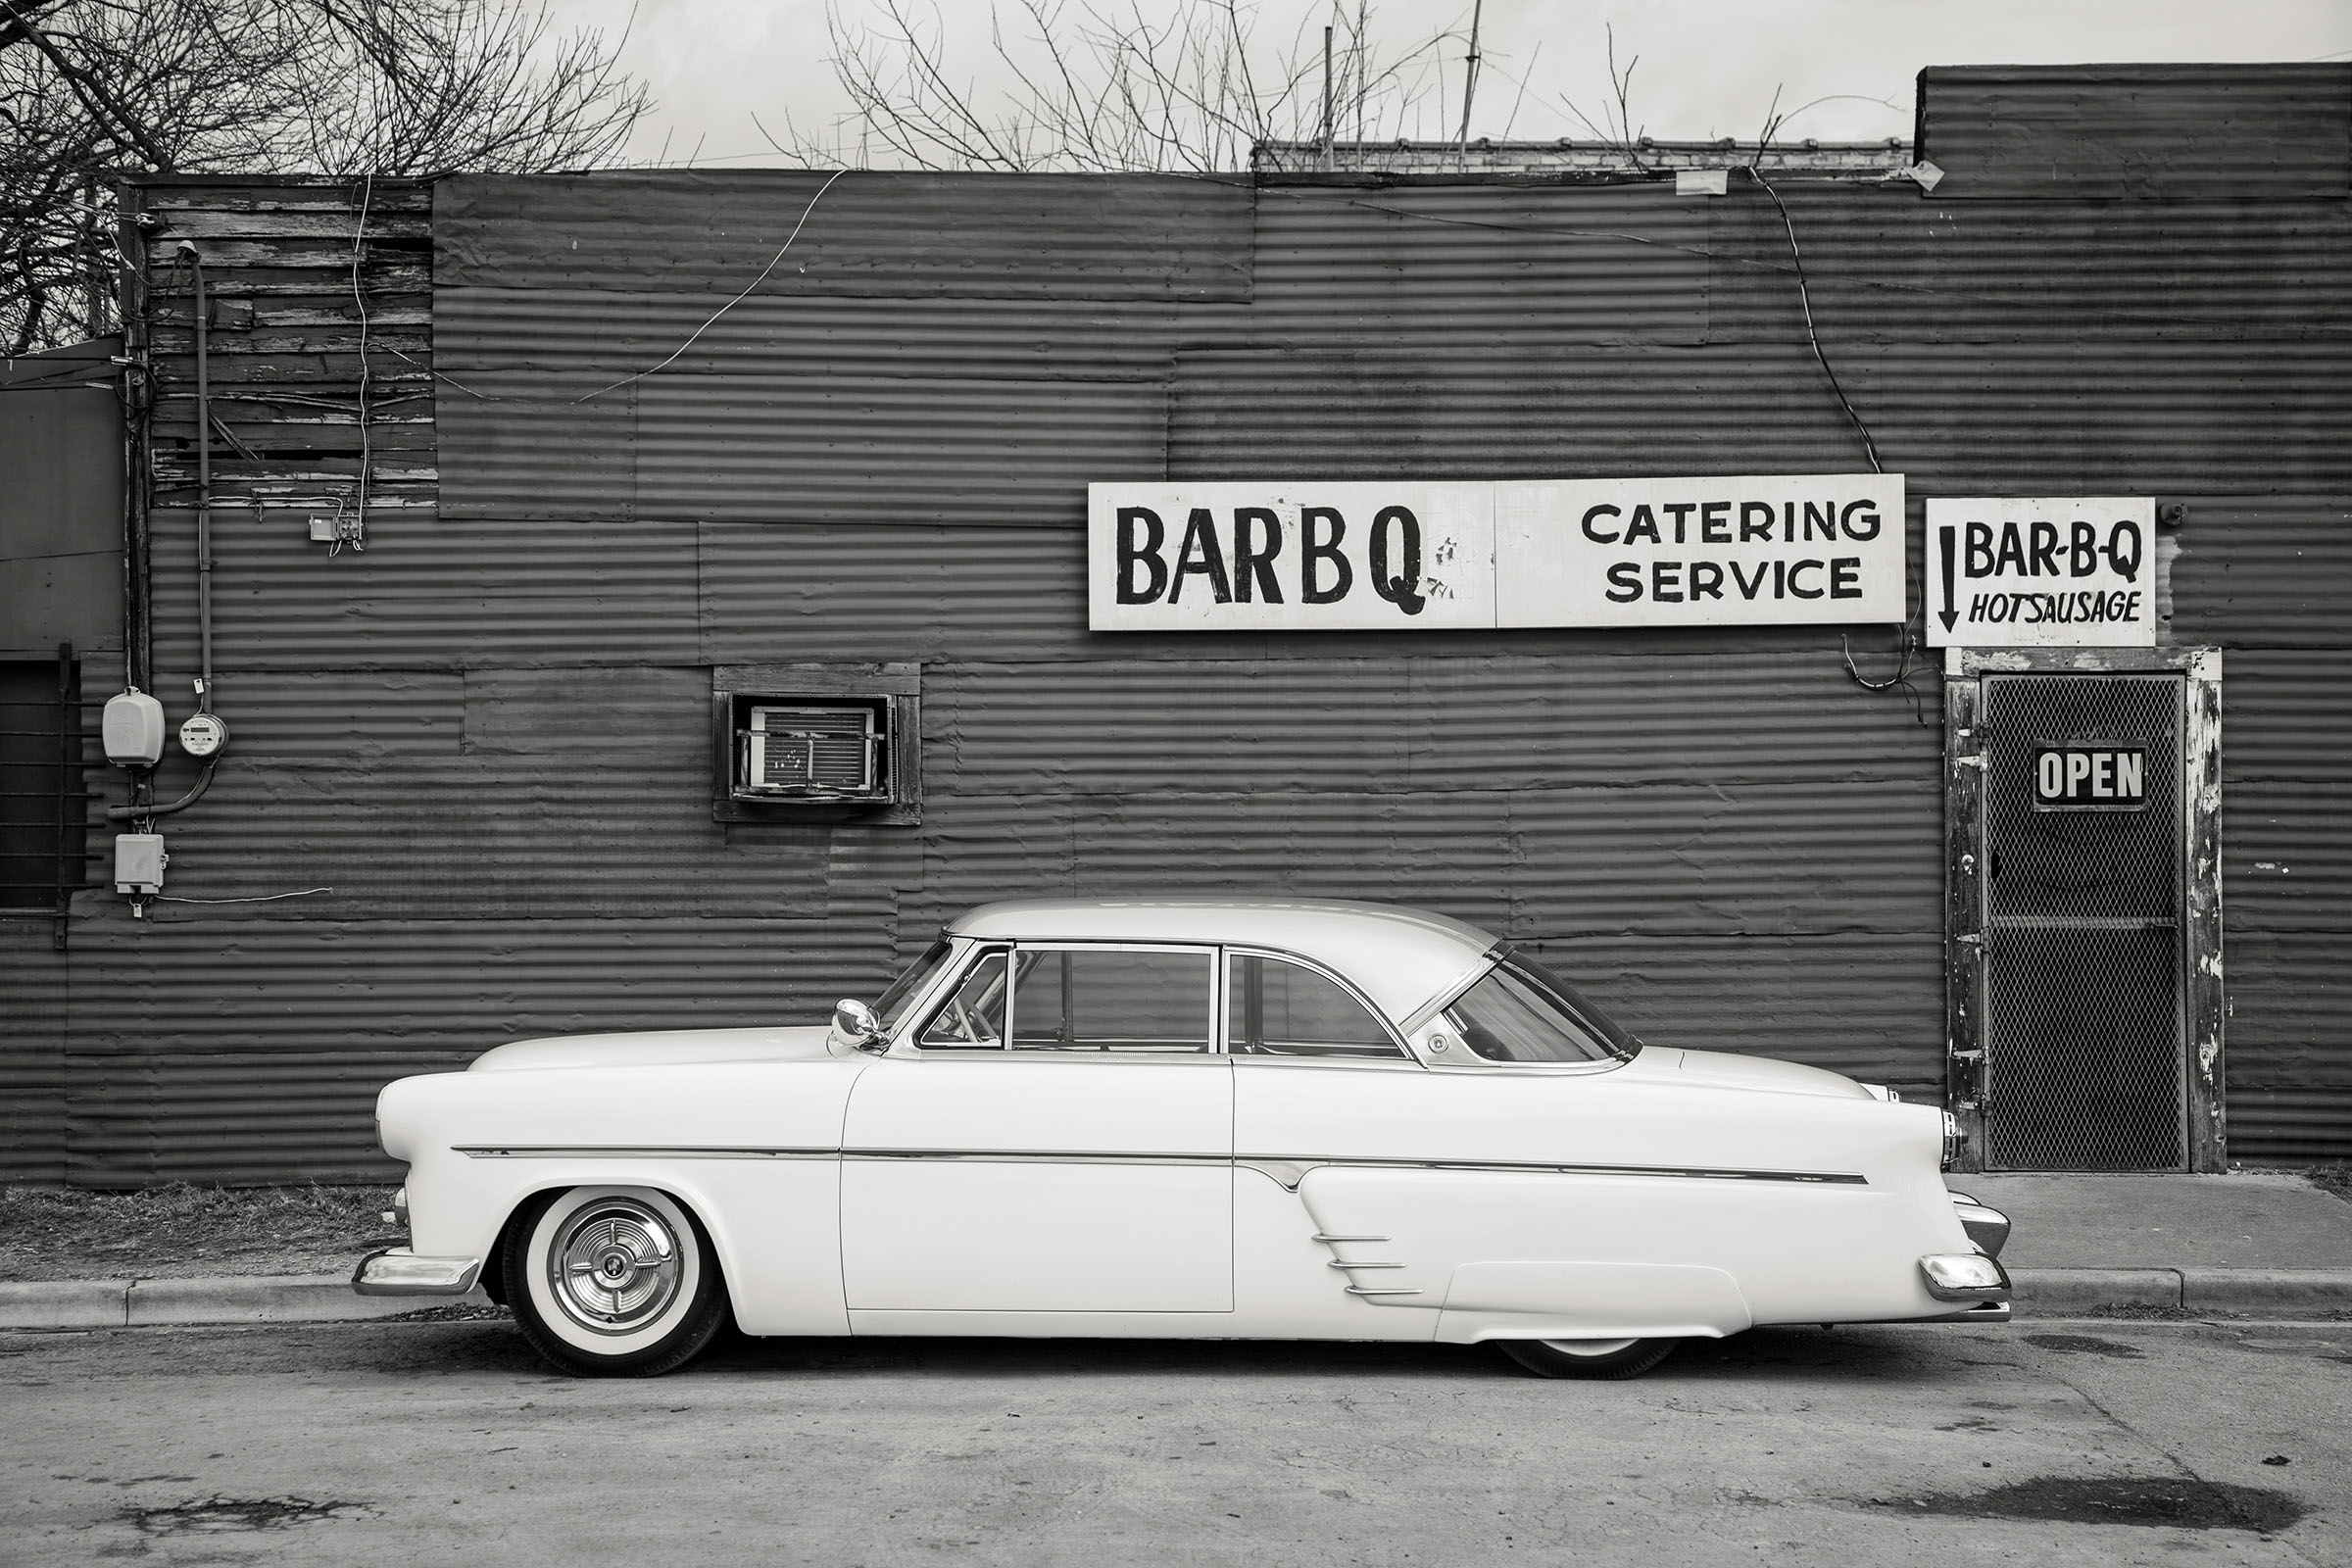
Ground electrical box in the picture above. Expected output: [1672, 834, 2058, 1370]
[103, 690, 166, 766]
[114, 833, 167, 894]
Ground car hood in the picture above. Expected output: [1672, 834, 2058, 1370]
[468, 1025, 839, 1072]
[1628, 1046, 1874, 1100]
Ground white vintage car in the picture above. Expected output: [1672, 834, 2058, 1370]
[356, 899, 2011, 1379]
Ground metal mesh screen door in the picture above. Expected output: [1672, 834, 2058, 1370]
[1980, 674, 2187, 1170]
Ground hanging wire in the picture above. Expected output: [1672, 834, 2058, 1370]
[1745, 167, 1882, 474]
[572, 169, 848, 405]
[156, 887, 333, 904]
[1842, 631, 1932, 723]
[1730, 154, 1928, 717]
[384, 344, 494, 400]
[342, 172, 375, 555]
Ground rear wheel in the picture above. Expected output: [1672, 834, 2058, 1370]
[1497, 1337, 1681, 1380]
[502, 1186, 729, 1377]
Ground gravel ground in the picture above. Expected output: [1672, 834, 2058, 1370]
[0, 1184, 400, 1281]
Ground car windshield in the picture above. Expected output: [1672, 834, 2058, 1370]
[873, 939, 956, 1031]
[1439, 952, 1640, 1064]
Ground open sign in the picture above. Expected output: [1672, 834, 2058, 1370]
[2032, 744, 2149, 811]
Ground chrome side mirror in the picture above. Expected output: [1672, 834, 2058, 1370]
[829, 998, 888, 1054]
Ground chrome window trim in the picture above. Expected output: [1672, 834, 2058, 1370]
[880, 934, 985, 1052]
[905, 940, 1014, 1053]
[1220, 945, 1421, 1066]
[1405, 948, 1641, 1070]
[1408, 1055, 1632, 1078]
[902, 936, 1448, 1063]
[1228, 1056, 1428, 1072]
[1397, 944, 1508, 1035]
[893, 1052, 1235, 1069]
[894, 940, 1223, 1062]
[973, 940, 1223, 1062]
[872, 935, 961, 1037]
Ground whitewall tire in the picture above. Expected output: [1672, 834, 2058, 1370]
[503, 1186, 729, 1377]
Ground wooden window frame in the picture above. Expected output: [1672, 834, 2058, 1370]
[710, 662, 920, 826]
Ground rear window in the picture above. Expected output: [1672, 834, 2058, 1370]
[1438, 953, 1639, 1064]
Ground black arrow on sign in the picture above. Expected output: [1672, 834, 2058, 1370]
[1936, 524, 1958, 633]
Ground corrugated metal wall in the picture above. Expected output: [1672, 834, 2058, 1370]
[24, 70, 2352, 1182]
[1916, 65, 2352, 200]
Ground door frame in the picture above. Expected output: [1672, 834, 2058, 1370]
[1942, 646, 2224, 1173]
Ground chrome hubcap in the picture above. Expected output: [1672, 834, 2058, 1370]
[547, 1198, 683, 1336]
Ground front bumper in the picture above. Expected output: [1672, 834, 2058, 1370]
[352, 1248, 483, 1297]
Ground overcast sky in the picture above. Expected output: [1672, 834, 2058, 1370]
[560, 0, 2352, 167]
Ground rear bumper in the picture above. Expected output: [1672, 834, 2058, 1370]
[352, 1248, 483, 1297]
[1914, 1298, 2011, 1324]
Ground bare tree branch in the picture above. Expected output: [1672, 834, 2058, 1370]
[0, 0, 171, 166]
[0, 0, 70, 55]
[2, 0, 651, 351]
[778, 0, 1466, 174]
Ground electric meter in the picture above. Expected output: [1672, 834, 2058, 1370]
[178, 711, 228, 760]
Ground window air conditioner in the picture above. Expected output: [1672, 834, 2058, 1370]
[733, 702, 888, 804]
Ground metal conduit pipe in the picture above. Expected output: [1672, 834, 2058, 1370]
[106, 760, 215, 821]
[177, 239, 215, 714]
[113, 243, 227, 828]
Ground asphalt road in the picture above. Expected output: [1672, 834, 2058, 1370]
[3, 1316, 2345, 1567]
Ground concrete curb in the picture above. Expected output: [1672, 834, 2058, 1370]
[0, 1275, 489, 1330]
[0, 1280, 135, 1330]
[2009, 1268, 2185, 1312]
[4, 1270, 2347, 1331]
[2011, 1267, 2352, 1314]
[126, 1274, 491, 1326]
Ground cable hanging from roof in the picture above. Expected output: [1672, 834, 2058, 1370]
[572, 169, 849, 405]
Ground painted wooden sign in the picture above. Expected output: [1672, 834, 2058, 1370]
[1089, 475, 1907, 631]
[1925, 497, 2156, 648]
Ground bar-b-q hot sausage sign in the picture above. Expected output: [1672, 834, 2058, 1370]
[1925, 497, 2155, 648]
[1088, 475, 1907, 631]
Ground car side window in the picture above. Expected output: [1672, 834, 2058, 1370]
[1007, 947, 1212, 1054]
[1227, 954, 1408, 1060]
[916, 950, 1008, 1050]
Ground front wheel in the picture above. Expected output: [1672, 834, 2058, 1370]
[1497, 1337, 1682, 1380]
[503, 1186, 729, 1377]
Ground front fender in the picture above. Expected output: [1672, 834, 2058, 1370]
[383, 1057, 868, 1338]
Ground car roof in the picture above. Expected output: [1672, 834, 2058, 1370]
[944, 898, 1503, 1024]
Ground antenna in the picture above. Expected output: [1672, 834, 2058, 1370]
[1322, 25, 1335, 168]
